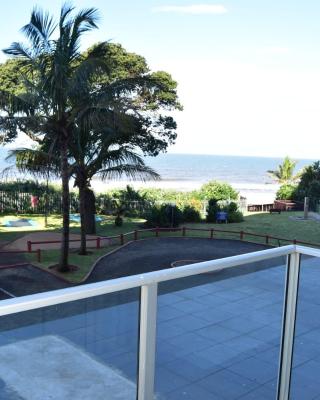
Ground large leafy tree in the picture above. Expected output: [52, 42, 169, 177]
[0, 4, 108, 271]
[0, 39, 182, 247]
[294, 161, 320, 206]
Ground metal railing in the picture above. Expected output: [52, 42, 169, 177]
[0, 244, 318, 400]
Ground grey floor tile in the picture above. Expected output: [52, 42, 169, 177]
[164, 356, 220, 382]
[198, 369, 259, 399]
[166, 332, 215, 353]
[155, 366, 190, 394]
[237, 384, 275, 399]
[219, 317, 267, 335]
[165, 383, 222, 400]
[227, 356, 278, 384]
[197, 324, 240, 343]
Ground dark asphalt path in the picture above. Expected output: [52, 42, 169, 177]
[0, 238, 282, 299]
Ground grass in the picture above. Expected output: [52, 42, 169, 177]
[185, 211, 320, 246]
[3, 211, 320, 283]
[30, 246, 120, 283]
[0, 214, 144, 241]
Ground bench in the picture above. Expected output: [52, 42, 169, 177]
[270, 208, 281, 214]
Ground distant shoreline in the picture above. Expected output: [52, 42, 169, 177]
[90, 179, 279, 204]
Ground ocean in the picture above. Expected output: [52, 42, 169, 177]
[0, 149, 315, 204]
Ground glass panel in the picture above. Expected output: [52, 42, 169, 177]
[291, 255, 320, 400]
[155, 255, 287, 400]
[0, 288, 139, 400]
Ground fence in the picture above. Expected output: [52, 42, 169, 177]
[0, 190, 248, 216]
[0, 191, 79, 214]
[26, 226, 320, 252]
[0, 244, 318, 399]
[0, 249, 41, 264]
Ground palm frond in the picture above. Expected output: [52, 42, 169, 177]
[69, 7, 99, 53]
[7, 148, 60, 178]
[98, 163, 160, 182]
[3, 42, 33, 59]
[21, 7, 56, 52]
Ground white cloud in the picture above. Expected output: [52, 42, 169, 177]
[152, 4, 228, 15]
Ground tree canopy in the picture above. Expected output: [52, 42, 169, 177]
[199, 181, 239, 201]
[0, 5, 182, 263]
[295, 161, 320, 201]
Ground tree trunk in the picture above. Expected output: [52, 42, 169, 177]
[44, 175, 49, 228]
[79, 185, 87, 255]
[58, 138, 70, 272]
[84, 188, 96, 234]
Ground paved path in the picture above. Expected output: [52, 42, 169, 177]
[86, 237, 278, 284]
[0, 238, 279, 299]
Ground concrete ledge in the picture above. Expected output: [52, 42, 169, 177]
[0, 335, 136, 400]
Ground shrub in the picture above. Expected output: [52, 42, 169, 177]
[206, 199, 220, 223]
[228, 210, 244, 223]
[182, 205, 202, 223]
[145, 204, 183, 228]
[199, 181, 238, 201]
[276, 184, 298, 200]
[114, 215, 123, 226]
[228, 201, 238, 213]
[206, 199, 243, 223]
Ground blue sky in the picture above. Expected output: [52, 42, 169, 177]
[2, 1, 320, 158]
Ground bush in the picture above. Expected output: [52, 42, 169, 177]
[276, 184, 297, 200]
[206, 199, 220, 223]
[228, 210, 244, 223]
[182, 205, 202, 223]
[145, 204, 183, 228]
[114, 215, 123, 226]
[206, 199, 243, 223]
[199, 181, 238, 201]
[228, 201, 238, 213]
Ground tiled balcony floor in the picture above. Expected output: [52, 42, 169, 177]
[0, 255, 319, 399]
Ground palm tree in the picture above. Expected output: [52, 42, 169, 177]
[9, 141, 159, 255]
[1, 4, 108, 271]
[267, 156, 299, 184]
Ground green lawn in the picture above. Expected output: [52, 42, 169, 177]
[0, 214, 144, 241]
[2, 211, 320, 283]
[185, 211, 320, 246]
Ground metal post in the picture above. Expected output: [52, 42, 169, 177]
[303, 197, 309, 219]
[182, 227, 186, 237]
[134, 230, 138, 241]
[277, 252, 301, 400]
[138, 283, 158, 400]
[37, 249, 41, 263]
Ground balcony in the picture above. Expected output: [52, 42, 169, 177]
[0, 245, 318, 399]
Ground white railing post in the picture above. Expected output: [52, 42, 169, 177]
[138, 283, 158, 400]
[277, 252, 301, 400]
